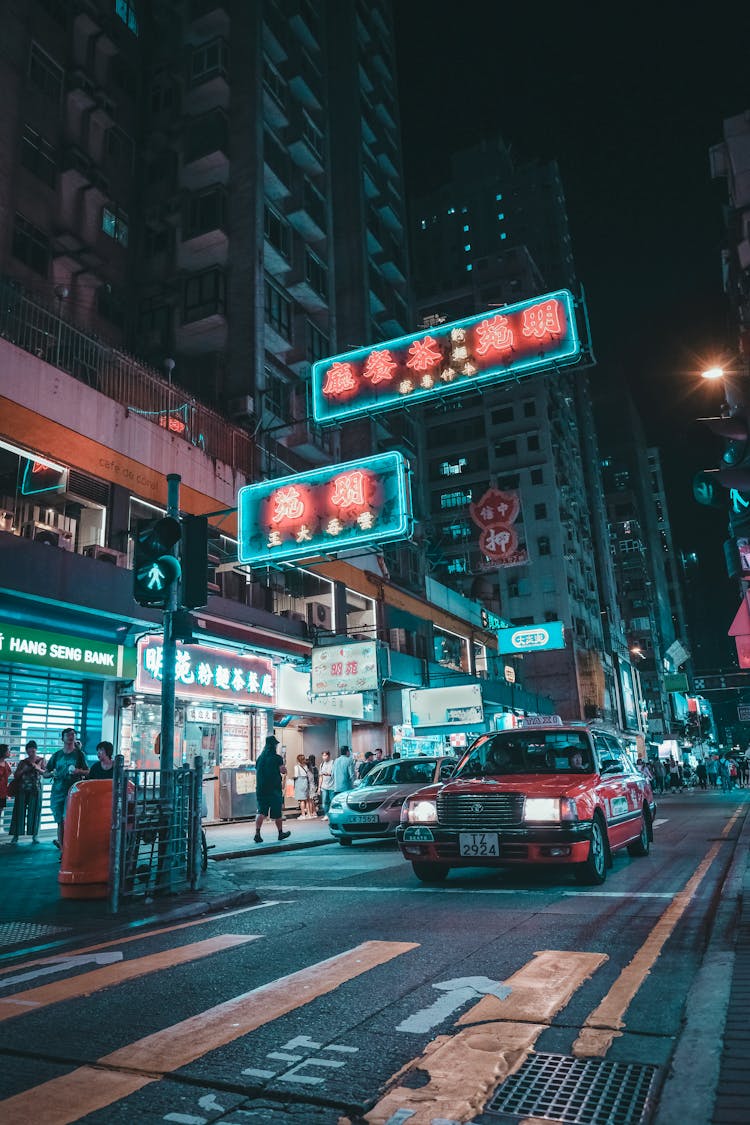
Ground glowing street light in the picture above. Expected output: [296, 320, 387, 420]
[701, 365, 727, 381]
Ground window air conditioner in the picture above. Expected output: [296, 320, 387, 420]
[82, 544, 128, 567]
[307, 601, 333, 630]
[0, 512, 14, 533]
[22, 522, 74, 551]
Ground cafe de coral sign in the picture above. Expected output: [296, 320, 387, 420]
[312, 290, 581, 425]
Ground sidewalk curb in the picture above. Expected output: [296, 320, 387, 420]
[652, 804, 750, 1125]
[211, 836, 335, 861]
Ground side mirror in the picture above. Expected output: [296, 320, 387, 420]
[439, 764, 455, 781]
[599, 761, 622, 777]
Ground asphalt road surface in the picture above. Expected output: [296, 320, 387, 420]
[0, 789, 746, 1125]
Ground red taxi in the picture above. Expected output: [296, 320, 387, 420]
[396, 725, 656, 885]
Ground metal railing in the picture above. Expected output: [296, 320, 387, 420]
[0, 276, 258, 478]
[109, 755, 202, 912]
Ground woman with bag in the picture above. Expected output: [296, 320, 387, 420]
[293, 752, 316, 818]
[9, 741, 45, 844]
[0, 744, 12, 834]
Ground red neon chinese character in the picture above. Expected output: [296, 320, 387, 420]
[331, 662, 343, 676]
[521, 300, 562, 340]
[363, 349, 397, 385]
[345, 661, 358, 675]
[271, 485, 305, 523]
[406, 335, 442, 372]
[330, 470, 366, 509]
[322, 361, 358, 396]
[475, 315, 515, 356]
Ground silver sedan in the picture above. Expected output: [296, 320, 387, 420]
[328, 756, 457, 846]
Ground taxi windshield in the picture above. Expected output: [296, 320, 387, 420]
[455, 731, 593, 777]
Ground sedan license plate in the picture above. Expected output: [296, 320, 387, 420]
[459, 832, 499, 857]
[346, 813, 380, 824]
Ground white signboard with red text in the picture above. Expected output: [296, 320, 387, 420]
[311, 641, 379, 697]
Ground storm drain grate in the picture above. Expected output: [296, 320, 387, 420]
[486, 1053, 658, 1125]
[0, 922, 72, 949]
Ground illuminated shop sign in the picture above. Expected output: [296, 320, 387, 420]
[312, 290, 580, 425]
[0, 621, 131, 678]
[136, 638, 275, 706]
[237, 452, 412, 567]
[409, 684, 484, 728]
[498, 621, 566, 654]
[311, 641, 379, 696]
[470, 487, 529, 568]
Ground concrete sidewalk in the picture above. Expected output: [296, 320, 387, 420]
[206, 812, 334, 859]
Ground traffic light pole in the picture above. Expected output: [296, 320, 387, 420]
[158, 472, 181, 891]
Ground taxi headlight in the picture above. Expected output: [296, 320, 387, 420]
[402, 798, 438, 825]
[524, 797, 578, 823]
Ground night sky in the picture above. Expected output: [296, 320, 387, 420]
[392, 4, 750, 667]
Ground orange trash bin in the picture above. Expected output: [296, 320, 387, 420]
[58, 780, 113, 900]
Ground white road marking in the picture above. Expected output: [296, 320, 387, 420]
[263, 883, 676, 898]
[653, 818, 669, 827]
[396, 976, 511, 1034]
[0, 952, 123, 988]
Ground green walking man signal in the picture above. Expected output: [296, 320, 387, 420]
[132, 517, 182, 608]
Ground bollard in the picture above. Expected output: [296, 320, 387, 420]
[58, 780, 113, 900]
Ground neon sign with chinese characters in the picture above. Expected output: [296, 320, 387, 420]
[237, 452, 412, 567]
[136, 638, 275, 706]
[312, 290, 581, 425]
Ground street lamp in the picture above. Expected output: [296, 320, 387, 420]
[701, 365, 727, 381]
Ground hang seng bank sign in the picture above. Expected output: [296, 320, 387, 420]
[136, 638, 275, 706]
[0, 621, 132, 678]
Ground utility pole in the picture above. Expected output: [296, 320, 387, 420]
[158, 472, 181, 890]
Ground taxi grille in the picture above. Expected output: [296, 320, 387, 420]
[437, 792, 525, 829]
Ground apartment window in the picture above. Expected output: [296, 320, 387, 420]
[497, 473, 520, 489]
[191, 38, 229, 86]
[302, 112, 324, 162]
[264, 370, 291, 420]
[440, 458, 467, 476]
[264, 205, 291, 260]
[264, 279, 292, 339]
[28, 44, 62, 101]
[534, 503, 547, 520]
[507, 580, 520, 598]
[523, 399, 536, 417]
[491, 405, 514, 425]
[531, 468, 544, 485]
[538, 536, 552, 556]
[146, 150, 175, 185]
[304, 249, 328, 298]
[151, 79, 175, 115]
[97, 285, 125, 327]
[139, 301, 170, 345]
[186, 110, 228, 164]
[115, 0, 139, 35]
[184, 268, 226, 321]
[105, 127, 134, 173]
[527, 433, 540, 452]
[448, 522, 471, 541]
[263, 58, 286, 107]
[440, 489, 472, 510]
[102, 205, 129, 247]
[20, 125, 56, 187]
[447, 558, 468, 574]
[303, 178, 327, 230]
[544, 610, 558, 623]
[12, 214, 50, 275]
[307, 321, 329, 363]
[144, 226, 170, 257]
[542, 576, 556, 594]
[495, 439, 517, 458]
[185, 188, 227, 239]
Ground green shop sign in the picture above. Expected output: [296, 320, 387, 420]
[0, 621, 134, 679]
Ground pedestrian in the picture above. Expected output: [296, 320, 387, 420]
[293, 752, 316, 818]
[9, 741, 46, 844]
[374, 748, 384, 762]
[253, 734, 291, 844]
[652, 758, 665, 794]
[318, 750, 335, 818]
[332, 745, 356, 795]
[0, 744, 13, 835]
[88, 741, 114, 780]
[739, 755, 749, 788]
[707, 755, 719, 789]
[358, 751, 375, 780]
[44, 728, 88, 850]
[696, 760, 708, 790]
[719, 756, 731, 792]
[729, 758, 738, 789]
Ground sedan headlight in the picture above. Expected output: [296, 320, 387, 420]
[401, 798, 438, 825]
[524, 797, 578, 823]
[329, 795, 346, 810]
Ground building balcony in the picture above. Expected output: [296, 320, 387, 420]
[287, 184, 327, 241]
[264, 135, 292, 201]
[184, 72, 230, 116]
[288, 133, 324, 176]
[181, 113, 230, 190]
[188, 0, 230, 38]
[279, 417, 333, 464]
[177, 225, 229, 272]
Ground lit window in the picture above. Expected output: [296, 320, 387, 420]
[495, 193, 503, 201]
[464, 244, 471, 252]
[465, 263, 473, 272]
[102, 206, 129, 247]
[115, 0, 139, 35]
[447, 207, 455, 215]
[463, 224, 469, 232]
[420, 219, 427, 230]
[500, 232, 507, 240]
[497, 212, 504, 220]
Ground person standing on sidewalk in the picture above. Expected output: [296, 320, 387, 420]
[45, 728, 88, 850]
[0, 744, 12, 835]
[9, 741, 45, 844]
[332, 745, 356, 797]
[253, 734, 291, 844]
[293, 753, 316, 818]
[87, 741, 114, 779]
[318, 750, 335, 818]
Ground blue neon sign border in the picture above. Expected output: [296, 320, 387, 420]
[237, 450, 412, 567]
[311, 289, 580, 425]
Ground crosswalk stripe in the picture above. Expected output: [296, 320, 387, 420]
[573, 805, 745, 1058]
[0, 939, 418, 1125]
[0, 934, 257, 1023]
[363, 950, 607, 1125]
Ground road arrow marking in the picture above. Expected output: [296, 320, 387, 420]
[0, 953, 123, 989]
[397, 976, 512, 1033]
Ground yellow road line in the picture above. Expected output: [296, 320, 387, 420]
[0, 933, 257, 1023]
[0, 940, 417, 1125]
[573, 805, 744, 1058]
[363, 950, 607, 1125]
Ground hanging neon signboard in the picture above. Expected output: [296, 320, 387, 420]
[136, 638, 275, 705]
[312, 289, 580, 425]
[498, 621, 566, 654]
[237, 451, 412, 567]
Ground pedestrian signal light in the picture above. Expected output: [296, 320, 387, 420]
[132, 517, 182, 608]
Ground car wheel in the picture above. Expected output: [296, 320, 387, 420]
[575, 816, 608, 885]
[627, 810, 651, 857]
[338, 836, 353, 846]
[412, 861, 449, 883]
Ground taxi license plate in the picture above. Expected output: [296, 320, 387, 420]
[346, 814, 380, 824]
[459, 832, 499, 857]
